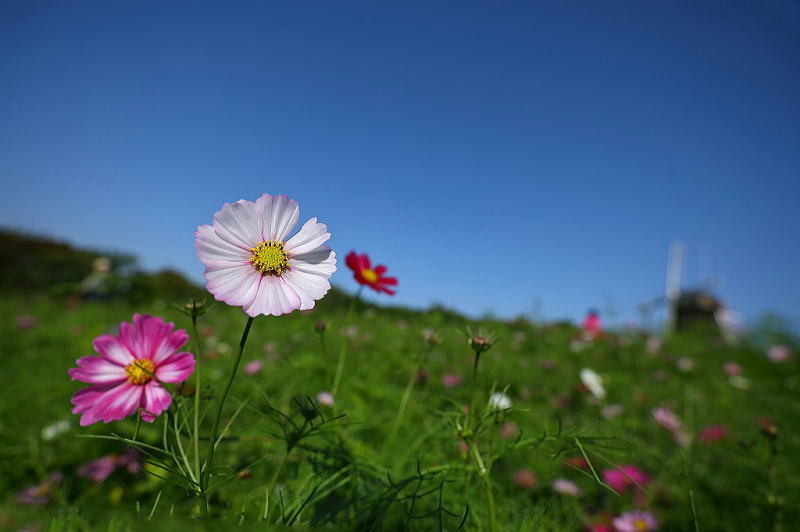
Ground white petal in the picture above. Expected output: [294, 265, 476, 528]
[244, 276, 301, 317]
[195, 225, 250, 267]
[290, 246, 337, 276]
[285, 218, 330, 255]
[212, 199, 262, 250]
[205, 263, 261, 307]
[283, 248, 336, 310]
[257, 194, 299, 242]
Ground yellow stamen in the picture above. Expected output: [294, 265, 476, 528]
[125, 359, 155, 385]
[249, 240, 290, 276]
[634, 519, 648, 531]
[361, 268, 378, 283]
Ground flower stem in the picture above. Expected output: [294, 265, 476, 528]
[468, 352, 482, 430]
[201, 315, 254, 515]
[469, 442, 497, 532]
[388, 347, 429, 443]
[191, 312, 203, 487]
[331, 286, 362, 401]
[266, 448, 290, 498]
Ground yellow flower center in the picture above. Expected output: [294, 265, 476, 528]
[361, 268, 378, 283]
[249, 240, 290, 276]
[125, 358, 155, 385]
[634, 519, 648, 531]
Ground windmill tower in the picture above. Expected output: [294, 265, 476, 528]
[664, 241, 684, 332]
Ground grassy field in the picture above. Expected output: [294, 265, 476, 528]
[1, 288, 798, 531]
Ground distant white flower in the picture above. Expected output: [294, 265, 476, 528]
[489, 392, 512, 411]
[41, 419, 70, 441]
[601, 404, 624, 419]
[552, 478, 582, 497]
[729, 375, 751, 390]
[316, 391, 334, 407]
[580, 368, 606, 399]
[677, 357, 695, 372]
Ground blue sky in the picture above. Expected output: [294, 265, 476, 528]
[2, 1, 799, 327]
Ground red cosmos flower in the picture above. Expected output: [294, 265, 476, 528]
[345, 251, 398, 295]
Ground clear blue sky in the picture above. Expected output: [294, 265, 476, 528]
[2, 1, 799, 327]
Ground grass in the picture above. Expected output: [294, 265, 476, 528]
[0, 291, 798, 530]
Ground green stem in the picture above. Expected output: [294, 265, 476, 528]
[266, 448, 290, 497]
[331, 286, 363, 400]
[191, 312, 203, 487]
[469, 441, 496, 532]
[468, 352, 482, 431]
[201, 315, 255, 515]
[388, 348, 429, 443]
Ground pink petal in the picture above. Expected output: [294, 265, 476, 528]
[205, 262, 262, 307]
[151, 329, 189, 365]
[243, 275, 301, 317]
[92, 334, 135, 366]
[156, 351, 196, 382]
[195, 224, 250, 267]
[140, 383, 172, 422]
[212, 198, 262, 250]
[72, 382, 142, 426]
[68, 356, 128, 384]
[284, 218, 331, 255]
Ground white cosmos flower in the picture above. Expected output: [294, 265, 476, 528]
[489, 392, 512, 411]
[195, 194, 336, 317]
[580, 368, 606, 399]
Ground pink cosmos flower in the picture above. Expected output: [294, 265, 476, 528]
[499, 421, 519, 439]
[699, 424, 729, 443]
[16, 472, 62, 505]
[552, 478, 582, 497]
[69, 314, 196, 426]
[723, 361, 742, 376]
[77, 449, 140, 484]
[513, 469, 536, 490]
[244, 359, 264, 375]
[442, 373, 462, 388]
[652, 407, 682, 432]
[195, 194, 336, 317]
[767, 345, 791, 363]
[612, 510, 659, 531]
[602, 465, 649, 493]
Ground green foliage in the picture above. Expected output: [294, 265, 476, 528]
[0, 289, 798, 530]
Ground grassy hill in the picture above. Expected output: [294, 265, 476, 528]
[0, 230, 798, 530]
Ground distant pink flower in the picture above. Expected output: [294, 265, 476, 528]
[15, 315, 37, 329]
[652, 407, 682, 432]
[540, 359, 557, 371]
[442, 373, 462, 388]
[316, 391, 334, 407]
[612, 510, 659, 531]
[767, 345, 791, 363]
[699, 424, 729, 443]
[513, 469, 536, 490]
[552, 478, 581, 497]
[645, 337, 661, 355]
[16, 472, 62, 505]
[723, 362, 742, 376]
[77, 449, 140, 483]
[563, 456, 589, 470]
[582, 310, 602, 338]
[195, 194, 336, 317]
[244, 359, 264, 375]
[602, 465, 649, 493]
[69, 314, 196, 426]
[499, 421, 519, 439]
